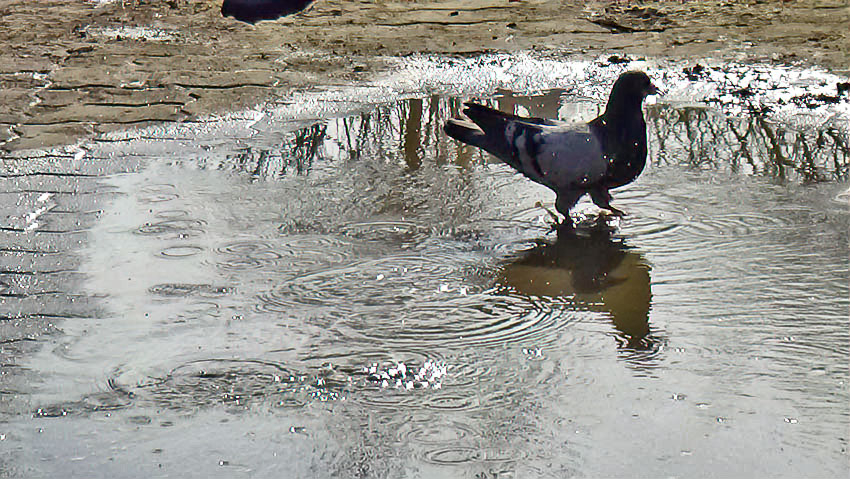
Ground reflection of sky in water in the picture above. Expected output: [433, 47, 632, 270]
[1, 58, 847, 478]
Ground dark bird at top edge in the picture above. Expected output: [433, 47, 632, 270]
[221, 0, 314, 24]
[444, 71, 659, 227]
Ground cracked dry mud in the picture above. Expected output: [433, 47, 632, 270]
[0, 0, 848, 151]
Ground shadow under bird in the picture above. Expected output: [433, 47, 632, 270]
[444, 71, 658, 226]
[221, 0, 314, 24]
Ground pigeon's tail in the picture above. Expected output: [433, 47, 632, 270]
[445, 103, 522, 161]
[444, 119, 488, 151]
[462, 102, 518, 133]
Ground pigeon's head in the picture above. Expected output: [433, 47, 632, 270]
[606, 71, 659, 113]
[617, 71, 658, 97]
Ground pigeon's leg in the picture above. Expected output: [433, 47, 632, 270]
[534, 201, 561, 224]
[534, 202, 566, 232]
[554, 191, 583, 228]
[589, 189, 625, 217]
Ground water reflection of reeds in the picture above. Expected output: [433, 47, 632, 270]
[219, 91, 848, 184]
[647, 104, 849, 182]
[224, 123, 327, 177]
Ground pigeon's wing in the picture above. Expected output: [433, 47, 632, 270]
[512, 122, 608, 190]
[445, 102, 608, 190]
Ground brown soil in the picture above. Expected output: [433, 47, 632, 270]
[0, 0, 847, 151]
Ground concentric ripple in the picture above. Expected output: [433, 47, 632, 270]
[154, 209, 191, 219]
[422, 392, 481, 411]
[683, 212, 792, 244]
[256, 253, 465, 313]
[397, 419, 481, 445]
[616, 190, 692, 249]
[134, 359, 311, 411]
[623, 211, 687, 241]
[214, 240, 281, 271]
[159, 245, 204, 258]
[214, 236, 354, 271]
[338, 220, 428, 244]
[355, 291, 586, 351]
[137, 184, 179, 203]
[135, 218, 206, 238]
[421, 446, 485, 465]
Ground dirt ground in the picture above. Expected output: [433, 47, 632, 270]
[0, 0, 847, 151]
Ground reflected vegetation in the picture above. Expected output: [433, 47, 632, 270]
[496, 220, 658, 360]
[227, 123, 327, 177]
[219, 90, 848, 184]
[648, 103, 849, 182]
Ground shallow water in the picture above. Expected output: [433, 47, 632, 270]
[1, 59, 848, 478]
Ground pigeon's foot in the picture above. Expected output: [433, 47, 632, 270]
[553, 218, 575, 235]
[533, 201, 579, 232]
[602, 206, 626, 217]
[534, 201, 561, 224]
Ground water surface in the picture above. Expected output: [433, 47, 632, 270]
[1, 59, 848, 478]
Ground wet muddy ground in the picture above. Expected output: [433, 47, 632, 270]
[0, 0, 848, 151]
[1, 55, 848, 477]
[1, 2, 849, 478]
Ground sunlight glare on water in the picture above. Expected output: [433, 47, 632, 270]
[0, 58, 848, 478]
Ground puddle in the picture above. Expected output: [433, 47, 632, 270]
[0, 57, 848, 478]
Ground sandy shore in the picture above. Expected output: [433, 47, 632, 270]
[0, 0, 847, 151]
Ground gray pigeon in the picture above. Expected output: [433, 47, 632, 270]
[444, 71, 658, 226]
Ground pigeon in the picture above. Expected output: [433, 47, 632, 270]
[221, 0, 314, 24]
[444, 71, 658, 226]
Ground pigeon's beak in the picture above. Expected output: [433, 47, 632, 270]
[646, 82, 660, 96]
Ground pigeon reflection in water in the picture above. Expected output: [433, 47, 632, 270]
[497, 220, 654, 352]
